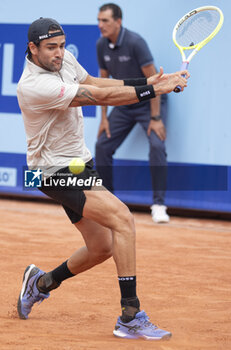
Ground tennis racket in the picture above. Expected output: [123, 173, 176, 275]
[172, 5, 224, 92]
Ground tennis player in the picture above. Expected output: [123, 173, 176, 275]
[17, 17, 188, 340]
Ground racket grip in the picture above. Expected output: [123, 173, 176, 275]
[174, 62, 189, 93]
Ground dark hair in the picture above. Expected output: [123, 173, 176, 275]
[26, 24, 61, 59]
[99, 3, 122, 20]
[26, 42, 40, 59]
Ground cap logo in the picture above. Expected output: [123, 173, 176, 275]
[36, 31, 64, 42]
[39, 34, 49, 40]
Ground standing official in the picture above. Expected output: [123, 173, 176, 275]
[95, 3, 169, 223]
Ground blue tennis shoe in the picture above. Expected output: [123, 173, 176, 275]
[113, 310, 172, 340]
[17, 264, 49, 319]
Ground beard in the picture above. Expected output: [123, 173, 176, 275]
[37, 57, 63, 72]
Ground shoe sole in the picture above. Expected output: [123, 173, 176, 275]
[153, 220, 170, 223]
[17, 264, 38, 320]
[113, 329, 172, 340]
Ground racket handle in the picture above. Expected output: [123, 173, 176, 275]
[174, 62, 189, 93]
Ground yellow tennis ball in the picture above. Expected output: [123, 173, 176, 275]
[69, 157, 85, 175]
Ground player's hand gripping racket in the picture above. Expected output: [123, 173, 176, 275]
[172, 5, 224, 92]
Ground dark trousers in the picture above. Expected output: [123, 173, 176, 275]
[95, 97, 168, 204]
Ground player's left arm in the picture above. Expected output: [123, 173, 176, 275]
[82, 74, 123, 88]
[81, 72, 169, 89]
[142, 64, 166, 141]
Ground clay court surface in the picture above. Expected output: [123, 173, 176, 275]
[0, 197, 230, 350]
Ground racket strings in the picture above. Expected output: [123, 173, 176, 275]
[176, 10, 221, 47]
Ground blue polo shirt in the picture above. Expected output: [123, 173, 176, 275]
[96, 27, 154, 80]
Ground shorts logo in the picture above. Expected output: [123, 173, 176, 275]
[24, 169, 42, 188]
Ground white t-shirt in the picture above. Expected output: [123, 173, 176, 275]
[17, 49, 92, 177]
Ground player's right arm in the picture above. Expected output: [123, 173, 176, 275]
[69, 68, 189, 108]
[97, 69, 111, 138]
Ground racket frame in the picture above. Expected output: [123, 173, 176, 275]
[172, 5, 224, 64]
[172, 5, 224, 92]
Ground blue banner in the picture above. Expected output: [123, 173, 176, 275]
[0, 23, 100, 116]
[0, 152, 231, 213]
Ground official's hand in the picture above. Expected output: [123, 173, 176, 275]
[97, 118, 111, 138]
[147, 119, 166, 141]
